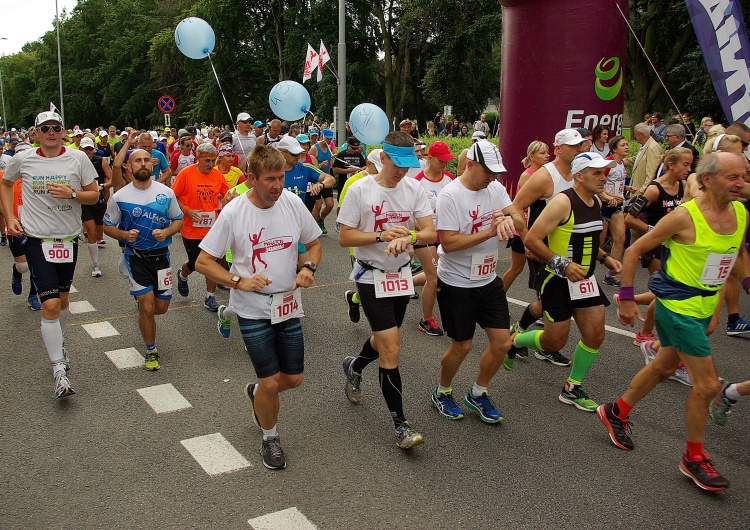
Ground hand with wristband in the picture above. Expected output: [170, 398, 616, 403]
[617, 285, 646, 327]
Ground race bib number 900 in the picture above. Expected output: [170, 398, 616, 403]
[42, 240, 74, 263]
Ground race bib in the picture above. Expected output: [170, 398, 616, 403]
[196, 211, 216, 227]
[157, 267, 173, 291]
[470, 252, 498, 281]
[42, 240, 74, 263]
[700, 252, 737, 286]
[16, 205, 23, 220]
[374, 267, 415, 298]
[270, 289, 303, 324]
[567, 277, 600, 300]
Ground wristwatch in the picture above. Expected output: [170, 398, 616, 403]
[70, 190, 77, 200]
[301, 261, 317, 274]
[230, 275, 241, 289]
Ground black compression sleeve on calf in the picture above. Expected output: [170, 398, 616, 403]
[379, 366, 406, 427]
[519, 305, 538, 330]
[351, 337, 379, 374]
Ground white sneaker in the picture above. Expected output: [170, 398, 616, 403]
[91, 265, 102, 277]
[668, 366, 692, 387]
[97, 240, 107, 248]
[54, 372, 76, 398]
[639, 340, 656, 365]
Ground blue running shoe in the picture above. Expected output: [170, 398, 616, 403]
[177, 272, 189, 297]
[204, 295, 219, 312]
[28, 295, 41, 311]
[11, 265, 22, 295]
[430, 387, 464, 419]
[217, 305, 231, 338]
[464, 390, 503, 423]
[727, 317, 750, 336]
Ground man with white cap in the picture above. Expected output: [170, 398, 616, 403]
[79, 136, 113, 277]
[233, 112, 256, 171]
[511, 152, 621, 412]
[456, 131, 487, 176]
[0, 111, 100, 399]
[338, 130, 436, 450]
[277, 135, 335, 202]
[430, 140, 526, 423]
[509, 128, 587, 367]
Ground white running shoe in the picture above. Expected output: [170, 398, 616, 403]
[668, 366, 692, 387]
[91, 265, 102, 277]
[54, 372, 76, 398]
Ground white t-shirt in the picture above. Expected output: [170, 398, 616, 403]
[232, 133, 257, 162]
[604, 158, 626, 197]
[3, 147, 96, 239]
[436, 179, 512, 288]
[414, 170, 454, 227]
[405, 158, 427, 179]
[337, 174, 432, 284]
[199, 189, 321, 319]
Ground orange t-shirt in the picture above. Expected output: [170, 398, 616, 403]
[171, 165, 229, 239]
[12, 178, 22, 219]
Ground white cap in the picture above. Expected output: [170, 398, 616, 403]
[471, 130, 486, 140]
[554, 128, 586, 146]
[367, 148, 383, 171]
[73, 130, 84, 136]
[14, 141, 32, 152]
[35, 111, 63, 127]
[277, 135, 304, 155]
[570, 152, 616, 174]
[99, 130, 108, 137]
[79, 137, 95, 149]
[10, 128, 16, 132]
[466, 140, 507, 173]
[236, 112, 252, 122]
[149, 130, 158, 140]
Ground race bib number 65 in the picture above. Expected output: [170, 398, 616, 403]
[157, 267, 173, 291]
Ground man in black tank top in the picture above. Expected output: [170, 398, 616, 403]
[257, 119, 282, 147]
[510, 153, 621, 413]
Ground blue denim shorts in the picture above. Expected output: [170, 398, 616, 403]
[237, 317, 304, 378]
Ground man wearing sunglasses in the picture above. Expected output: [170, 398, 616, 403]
[232, 112, 256, 172]
[0, 111, 100, 399]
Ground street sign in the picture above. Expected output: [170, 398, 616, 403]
[158, 95, 175, 114]
[165, 113, 171, 127]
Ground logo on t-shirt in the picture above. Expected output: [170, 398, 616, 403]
[249, 228, 294, 273]
[371, 200, 410, 232]
[469, 205, 493, 234]
[156, 193, 168, 205]
[132, 207, 143, 218]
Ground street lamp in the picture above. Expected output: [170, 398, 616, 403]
[0, 37, 7, 133]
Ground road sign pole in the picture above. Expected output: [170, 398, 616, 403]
[165, 114, 171, 127]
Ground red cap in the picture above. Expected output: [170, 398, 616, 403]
[428, 141, 455, 162]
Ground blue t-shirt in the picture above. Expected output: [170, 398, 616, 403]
[104, 181, 183, 253]
[123, 149, 170, 179]
[284, 162, 322, 201]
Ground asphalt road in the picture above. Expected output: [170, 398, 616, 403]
[1, 224, 749, 529]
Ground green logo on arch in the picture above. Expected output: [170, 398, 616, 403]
[595, 57, 623, 101]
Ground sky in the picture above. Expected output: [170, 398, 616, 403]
[0, 1, 78, 56]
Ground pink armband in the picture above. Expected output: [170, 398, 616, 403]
[618, 286, 635, 301]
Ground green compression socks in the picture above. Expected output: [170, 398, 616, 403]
[513, 330, 543, 350]
[568, 340, 599, 385]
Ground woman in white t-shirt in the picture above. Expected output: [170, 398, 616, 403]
[589, 125, 610, 157]
[599, 135, 631, 286]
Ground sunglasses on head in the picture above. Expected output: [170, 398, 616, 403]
[39, 125, 62, 133]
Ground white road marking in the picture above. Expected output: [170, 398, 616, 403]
[137, 383, 192, 414]
[69, 285, 78, 293]
[248, 507, 318, 530]
[81, 321, 119, 338]
[105, 347, 146, 369]
[505, 296, 636, 338]
[68, 300, 95, 314]
[181, 433, 251, 475]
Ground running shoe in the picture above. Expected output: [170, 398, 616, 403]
[633, 332, 654, 345]
[727, 317, 750, 336]
[709, 380, 736, 427]
[612, 293, 620, 307]
[62, 346, 71, 372]
[502, 354, 515, 371]
[464, 391, 503, 423]
[0, 236, 6, 246]
[559, 385, 598, 412]
[395, 422, 424, 449]
[27, 295, 41, 311]
[679, 452, 729, 492]
[344, 290, 360, 323]
[11, 265, 22, 295]
[534, 318, 544, 327]
[204, 295, 219, 312]
[603, 273, 621, 286]
[261, 436, 286, 470]
[342, 356, 362, 404]
[668, 366, 692, 387]
[97, 240, 107, 248]
[534, 350, 571, 366]
[91, 265, 102, 277]
[639, 340, 656, 365]
[411, 261, 423, 274]
[430, 387, 464, 420]
[217, 305, 231, 338]
[596, 403, 633, 450]
[177, 273, 189, 297]
[144, 350, 160, 371]
[53, 372, 75, 399]
[244, 382, 260, 428]
[418, 317, 444, 336]
[509, 323, 529, 361]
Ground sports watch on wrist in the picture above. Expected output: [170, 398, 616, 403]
[301, 261, 317, 274]
[230, 275, 241, 289]
[70, 190, 77, 200]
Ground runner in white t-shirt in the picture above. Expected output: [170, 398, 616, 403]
[0, 111, 100, 399]
[431, 140, 525, 423]
[337, 131, 435, 450]
[412, 140, 455, 336]
[195, 145, 322, 471]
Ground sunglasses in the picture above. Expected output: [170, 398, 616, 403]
[39, 125, 62, 133]
[238, 120, 251, 124]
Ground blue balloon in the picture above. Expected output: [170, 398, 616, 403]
[268, 81, 311, 121]
[349, 104, 389, 145]
[174, 17, 216, 60]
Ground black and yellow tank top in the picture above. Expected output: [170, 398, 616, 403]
[546, 188, 603, 278]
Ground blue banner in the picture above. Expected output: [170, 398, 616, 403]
[686, 0, 750, 124]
